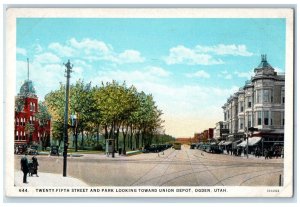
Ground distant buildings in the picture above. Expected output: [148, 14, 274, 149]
[175, 137, 197, 145]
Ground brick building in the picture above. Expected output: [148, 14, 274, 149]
[15, 78, 51, 149]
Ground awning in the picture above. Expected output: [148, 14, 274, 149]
[248, 137, 262, 146]
[237, 140, 247, 147]
[223, 141, 232, 146]
[237, 137, 262, 147]
[218, 141, 225, 146]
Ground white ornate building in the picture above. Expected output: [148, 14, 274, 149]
[222, 55, 285, 150]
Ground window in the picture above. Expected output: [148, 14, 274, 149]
[282, 112, 285, 126]
[16, 118, 19, 126]
[281, 88, 285, 104]
[264, 111, 269, 125]
[248, 114, 252, 127]
[257, 111, 262, 125]
[240, 102, 244, 112]
[247, 97, 252, 108]
[263, 89, 270, 103]
[256, 90, 262, 103]
[239, 119, 244, 130]
[15, 131, 18, 140]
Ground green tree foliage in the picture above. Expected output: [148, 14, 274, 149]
[45, 79, 164, 152]
[35, 102, 51, 150]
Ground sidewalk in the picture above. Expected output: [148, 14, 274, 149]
[14, 171, 89, 187]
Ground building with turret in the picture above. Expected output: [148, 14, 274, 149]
[14, 59, 51, 149]
[221, 55, 285, 151]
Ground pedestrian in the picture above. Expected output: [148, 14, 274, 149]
[20, 153, 29, 183]
[31, 156, 39, 177]
[264, 149, 269, 159]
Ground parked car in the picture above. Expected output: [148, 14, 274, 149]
[50, 146, 60, 156]
[28, 145, 39, 155]
[190, 143, 196, 149]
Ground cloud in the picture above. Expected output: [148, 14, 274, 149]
[34, 44, 43, 53]
[92, 66, 170, 85]
[34, 52, 61, 64]
[164, 44, 253, 65]
[16, 60, 65, 99]
[165, 45, 224, 65]
[234, 70, 254, 78]
[16, 48, 27, 56]
[118, 50, 145, 63]
[48, 42, 75, 57]
[48, 38, 145, 64]
[146, 66, 170, 77]
[196, 44, 253, 56]
[186, 70, 210, 78]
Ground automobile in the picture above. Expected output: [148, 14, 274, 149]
[15, 144, 28, 154]
[50, 146, 60, 156]
[190, 143, 196, 149]
[173, 142, 181, 150]
[28, 145, 39, 155]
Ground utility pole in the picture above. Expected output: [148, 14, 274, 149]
[63, 60, 73, 177]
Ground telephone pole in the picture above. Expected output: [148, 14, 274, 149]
[63, 60, 73, 177]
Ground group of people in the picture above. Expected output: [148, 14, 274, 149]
[20, 154, 39, 184]
[263, 146, 284, 159]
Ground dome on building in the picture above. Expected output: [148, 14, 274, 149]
[19, 80, 37, 97]
[256, 54, 273, 69]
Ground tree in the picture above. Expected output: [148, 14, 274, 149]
[44, 83, 66, 146]
[25, 122, 35, 144]
[35, 102, 51, 150]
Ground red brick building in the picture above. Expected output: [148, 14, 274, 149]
[15, 79, 51, 148]
[197, 128, 214, 143]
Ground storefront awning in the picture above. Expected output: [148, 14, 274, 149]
[218, 141, 225, 146]
[223, 141, 232, 146]
[237, 137, 262, 147]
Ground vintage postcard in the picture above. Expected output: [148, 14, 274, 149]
[4, 8, 294, 197]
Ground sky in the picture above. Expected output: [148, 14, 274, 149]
[16, 18, 286, 138]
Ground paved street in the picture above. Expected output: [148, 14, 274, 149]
[14, 145, 283, 187]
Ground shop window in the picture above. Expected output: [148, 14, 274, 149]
[257, 111, 262, 125]
[264, 111, 269, 125]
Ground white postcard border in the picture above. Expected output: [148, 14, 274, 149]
[5, 7, 294, 197]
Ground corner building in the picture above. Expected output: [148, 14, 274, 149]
[222, 55, 285, 150]
[15, 79, 51, 148]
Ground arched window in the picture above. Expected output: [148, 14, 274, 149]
[15, 131, 18, 140]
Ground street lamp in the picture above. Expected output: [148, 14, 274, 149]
[63, 60, 73, 177]
[70, 114, 78, 152]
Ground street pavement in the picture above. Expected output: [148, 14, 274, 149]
[14, 145, 283, 187]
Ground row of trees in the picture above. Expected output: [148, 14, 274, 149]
[44, 80, 174, 152]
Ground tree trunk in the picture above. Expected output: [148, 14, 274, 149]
[116, 128, 119, 152]
[81, 130, 84, 149]
[129, 124, 133, 149]
[104, 125, 108, 140]
[96, 124, 100, 145]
